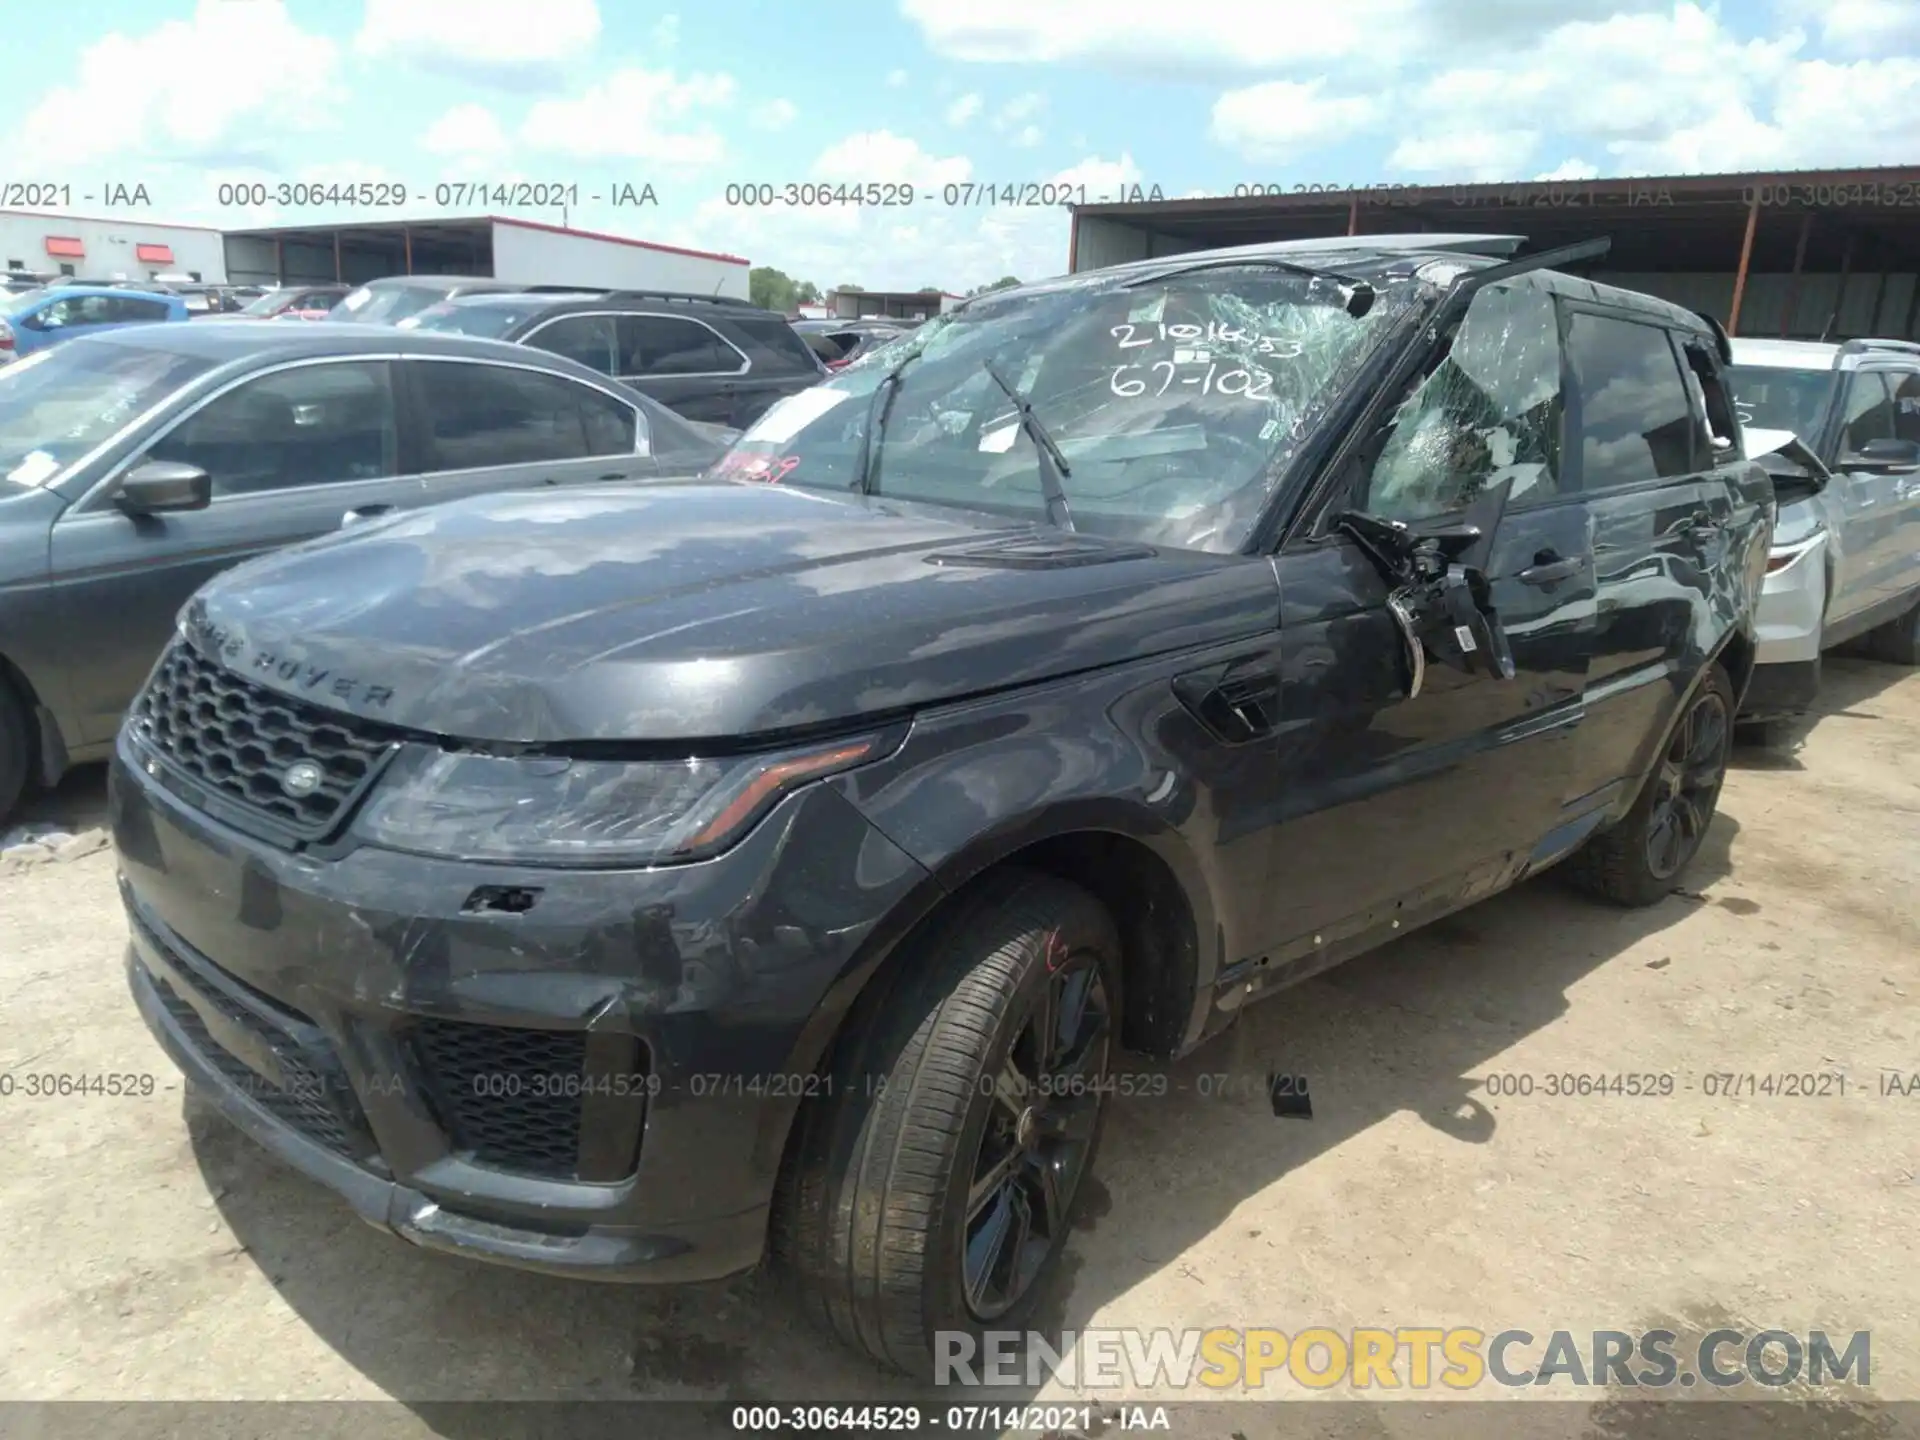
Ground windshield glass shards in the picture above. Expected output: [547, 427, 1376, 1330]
[714, 266, 1417, 553]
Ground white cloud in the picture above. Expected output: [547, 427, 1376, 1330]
[520, 68, 737, 165]
[3, 0, 342, 171]
[946, 93, 984, 126]
[1210, 81, 1381, 162]
[901, 0, 1665, 76]
[886, 68, 908, 87]
[814, 131, 973, 189]
[1388, 127, 1540, 180]
[1535, 157, 1601, 181]
[753, 98, 799, 131]
[356, 0, 600, 86]
[1011, 125, 1043, 149]
[1777, 0, 1920, 54]
[422, 103, 509, 160]
[651, 12, 681, 49]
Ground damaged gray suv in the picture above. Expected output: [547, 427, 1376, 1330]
[113, 234, 1771, 1376]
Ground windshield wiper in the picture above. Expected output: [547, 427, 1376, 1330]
[980, 357, 1075, 532]
[854, 345, 927, 496]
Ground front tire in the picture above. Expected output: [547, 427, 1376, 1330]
[1564, 663, 1734, 908]
[1867, 594, 1920, 666]
[0, 678, 32, 826]
[773, 871, 1120, 1378]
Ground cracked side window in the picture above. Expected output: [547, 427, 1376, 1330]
[1361, 281, 1564, 522]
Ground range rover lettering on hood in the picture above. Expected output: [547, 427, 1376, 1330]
[179, 483, 1279, 745]
[189, 618, 400, 710]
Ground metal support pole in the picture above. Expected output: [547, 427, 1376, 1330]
[1727, 192, 1760, 336]
[404, 227, 412, 275]
[333, 230, 342, 283]
[274, 236, 283, 285]
[1347, 197, 1359, 236]
[1780, 210, 1811, 337]
[1821, 231, 1857, 341]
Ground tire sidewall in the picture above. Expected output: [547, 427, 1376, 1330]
[920, 896, 1121, 1354]
[1645, 663, 1735, 873]
[0, 682, 30, 822]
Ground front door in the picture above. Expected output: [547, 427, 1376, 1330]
[1262, 277, 1598, 957]
[50, 359, 407, 744]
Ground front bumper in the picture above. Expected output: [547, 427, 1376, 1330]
[111, 733, 928, 1282]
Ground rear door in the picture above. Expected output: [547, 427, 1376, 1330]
[1822, 367, 1906, 624]
[726, 315, 828, 427]
[49, 358, 407, 742]
[1563, 307, 1750, 800]
[398, 356, 658, 506]
[1261, 276, 1599, 953]
[1887, 367, 1920, 612]
[611, 312, 742, 424]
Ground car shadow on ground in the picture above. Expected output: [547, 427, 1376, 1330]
[184, 805, 1748, 1433]
[1732, 655, 1914, 772]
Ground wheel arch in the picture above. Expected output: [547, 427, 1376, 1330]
[755, 802, 1219, 1182]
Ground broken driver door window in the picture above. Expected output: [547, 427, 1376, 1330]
[1359, 280, 1566, 523]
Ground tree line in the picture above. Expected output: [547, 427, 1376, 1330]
[748, 267, 1022, 313]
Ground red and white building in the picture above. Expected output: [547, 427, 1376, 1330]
[0, 210, 229, 282]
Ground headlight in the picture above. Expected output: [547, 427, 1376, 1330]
[352, 736, 882, 866]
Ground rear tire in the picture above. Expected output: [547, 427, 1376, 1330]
[1564, 663, 1734, 908]
[0, 679, 32, 827]
[772, 870, 1121, 1378]
[1867, 594, 1920, 666]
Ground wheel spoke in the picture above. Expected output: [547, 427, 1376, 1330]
[1688, 703, 1726, 770]
[1053, 965, 1094, 1067]
[1025, 1152, 1066, 1237]
[1024, 972, 1058, 1079]
[990, 1056, 1028, 1122]
[1647, 807, 1678, 875]
[969, 1145, 1022, 1221]
[963, 1187, 1017, 1311]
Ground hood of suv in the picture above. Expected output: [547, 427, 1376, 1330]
[182, 482, 1279, 743]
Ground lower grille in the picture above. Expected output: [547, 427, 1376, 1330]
[411, 1021, 590, 1179]
[153, 982, 361, 1159]
[135, 917, 366, 1161]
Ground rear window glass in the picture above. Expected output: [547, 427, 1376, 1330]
[399, 301, 528, 338]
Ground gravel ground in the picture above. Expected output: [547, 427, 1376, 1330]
[1, 657, 1915, 1438]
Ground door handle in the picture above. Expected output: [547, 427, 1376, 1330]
[340, 504, 394, 527]
[1517, 550, 1583, 587]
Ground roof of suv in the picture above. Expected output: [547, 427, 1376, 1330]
[988, 233, 1713, 336]
[1730, 336, 1920, 371]
[73, 317, 605, 366]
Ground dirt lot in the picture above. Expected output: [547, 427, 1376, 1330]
[1, 657, 1916, 1436]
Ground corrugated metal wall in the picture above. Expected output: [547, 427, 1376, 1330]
[1070, 218, 1919, 339]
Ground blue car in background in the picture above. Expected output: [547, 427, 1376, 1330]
[0, 285, 187, 364]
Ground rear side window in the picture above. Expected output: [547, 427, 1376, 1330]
[1893, 372, 1920, 445]
[115, 296, 172, 322]
[528, 314, 617, 373]
[736, 316, 823, 372]
[1565, 313, 1698, 491]
[147, 361, 398, 497]
[411, 361, 636, 469]
[616, 314, 741, 376]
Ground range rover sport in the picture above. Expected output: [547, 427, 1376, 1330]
[112, 234, 1771, 1378]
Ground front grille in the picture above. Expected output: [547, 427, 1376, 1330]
[143, 943, 366, 1161]
[411, 1020, 590, 1179]
[131, 639, 396, 840]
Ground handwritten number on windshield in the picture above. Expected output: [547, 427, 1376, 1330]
[1109, 363, 1272, 399]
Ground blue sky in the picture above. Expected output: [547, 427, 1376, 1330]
[5, 0, 1919, 290]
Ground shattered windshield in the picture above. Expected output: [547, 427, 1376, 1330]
[715, 266, 1417, 552]
[1724, 365, 1833, 440]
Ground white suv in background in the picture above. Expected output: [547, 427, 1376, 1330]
[1724, 337, 1920, 730]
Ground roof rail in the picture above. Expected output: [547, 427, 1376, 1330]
[1838, 337, 1920, 357]
[536, 287, 757, 307]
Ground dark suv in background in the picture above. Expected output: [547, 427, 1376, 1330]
[400, 289, 826, 427]
[113, 234, 1769, 1378]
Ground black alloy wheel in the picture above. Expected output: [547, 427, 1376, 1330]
[1644, 685, 1729, 881]
[962, 951, 1111, 1320]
